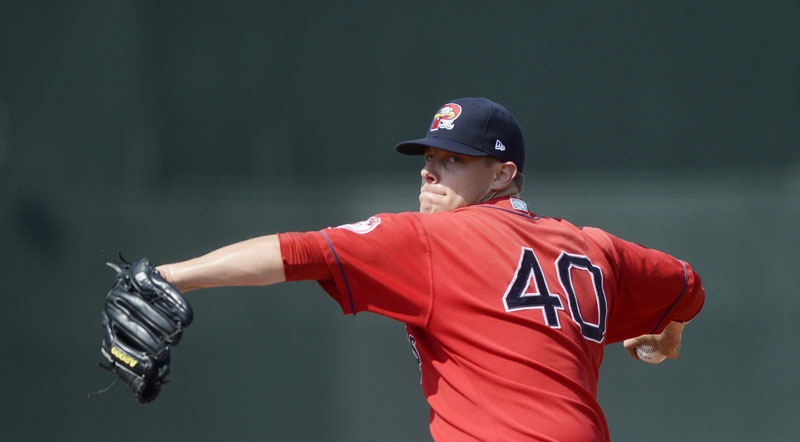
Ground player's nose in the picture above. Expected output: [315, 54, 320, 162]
[421, 166, 437, 184]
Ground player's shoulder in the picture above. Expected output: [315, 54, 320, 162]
[579, 225, 614, 239]
[333, 210, 422, 233]
[537, 217, 617, 247]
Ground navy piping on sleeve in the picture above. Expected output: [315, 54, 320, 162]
[320, 231, 356, 314]
[649, 260, 689, 334]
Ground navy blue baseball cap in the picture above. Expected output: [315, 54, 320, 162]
[395, 97, 525, 172]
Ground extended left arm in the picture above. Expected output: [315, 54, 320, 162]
[156, 234, 286, 293]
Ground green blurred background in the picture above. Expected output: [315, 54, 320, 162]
[1, 1, 798, 441]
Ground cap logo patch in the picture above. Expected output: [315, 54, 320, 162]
[495, 139, 506, 151]
[430, 103, 462, 131]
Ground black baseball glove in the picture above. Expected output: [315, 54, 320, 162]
[97, 257, 193, 403]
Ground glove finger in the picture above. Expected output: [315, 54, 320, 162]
[105, 298, 169, 354]
[101, 312, 162, 376]
[106, 287, 180, 341]
[151, 273, 193, 325]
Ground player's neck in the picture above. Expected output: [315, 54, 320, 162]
[480, 187, 520, 204]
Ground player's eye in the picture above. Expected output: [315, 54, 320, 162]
[424, 154, 433, 162]
[446, 156, 460, 163]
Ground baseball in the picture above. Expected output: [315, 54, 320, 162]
[636, 345, 667, 364]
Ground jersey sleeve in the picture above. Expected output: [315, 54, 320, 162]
[279, 231, 332, 281]
[591, 229, 705, 343]
[308, 212, 434, 327]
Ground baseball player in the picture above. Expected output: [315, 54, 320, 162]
[155, 98, 705, 441]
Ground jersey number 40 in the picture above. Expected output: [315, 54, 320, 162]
[502, 247, 607, 343]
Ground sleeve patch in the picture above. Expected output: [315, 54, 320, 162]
[336, 216, 382, 234]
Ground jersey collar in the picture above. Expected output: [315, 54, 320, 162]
[472, 196, 535, 216]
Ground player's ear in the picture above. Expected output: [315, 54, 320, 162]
[490, 161, 517, 191]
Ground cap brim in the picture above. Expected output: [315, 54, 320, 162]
[396, 136, 489, 157]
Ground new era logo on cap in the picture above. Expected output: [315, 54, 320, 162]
[495, 139, 506, 151]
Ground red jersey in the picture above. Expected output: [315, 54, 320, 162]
[280, 196, 704, 442]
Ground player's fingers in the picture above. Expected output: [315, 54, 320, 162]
[623, 337, 646, 360]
